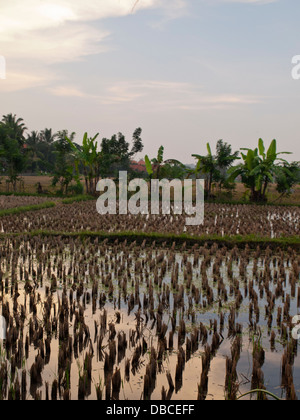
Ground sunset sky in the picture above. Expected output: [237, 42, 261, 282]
[0, 0, 299, 162]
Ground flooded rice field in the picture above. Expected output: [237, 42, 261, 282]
[0, 196, 59, 210]
[0, 201, 299, 238]
[0, 236, 299, 400]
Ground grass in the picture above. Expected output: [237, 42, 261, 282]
[0, 191, 58, 198]
[206, 198, 300, 208]
[237, 389, 281, 401]
[1, 176, 299, 207]
[0, 201, 56, 217]
[0, 191, 299, 208]
[0, 230, 298, 249]
[61, 195, 95, 205]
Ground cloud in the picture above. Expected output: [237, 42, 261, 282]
[0, 0, 276, 92]
[47, 85, 88, 97]
[0, 0, 277, 59]
[101, 80, 263, 109]
[0, 71, 54, 92]
[0, 1, 131, 63]
[0, 0, 277, 64]
[48, 79, 263, 111]
[215, 0, 277, 3]
[0, 1, 187, 62]
[5, 24, 111, 64]
[0, 0, 189, 91]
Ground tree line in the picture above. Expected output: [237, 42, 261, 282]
[145, 140, 300, 203]
[0, 113, 299, 202]
[0, 114, 144, 195]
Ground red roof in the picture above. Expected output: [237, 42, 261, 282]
[130, 160, 147, 173]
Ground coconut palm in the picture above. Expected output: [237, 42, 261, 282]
[192, 141, 239, 199]
[38, 128, 58, 172]
[0, 122, 27, 191]
[26, 131, 42, 173]
[2, 114, 27, 146]
[40, 128, 57, 145]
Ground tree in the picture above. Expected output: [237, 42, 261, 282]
[52, 130, 76, 194]
[192, 143, 215, 198]
[215, 140, 240, 189]
[38, 128, 57, 172]
[101, 128, 144, 178]
[1, 114, 27, 146]
[66, 132, 100, 195]
[145, 146, 185, 179]
[0, 122, 27, 191]
[275, 162, 300, 200]
[229, 139, 292, 202]
[130, 128, 144, 156]
[26, 131, 42, 173]
[40, 128, 57, 145]
[192, 141, 239, 198]
[160, 162, 188, 180]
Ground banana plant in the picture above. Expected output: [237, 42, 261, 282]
[192, 143, 216, 198]
[145, 146, 185, 179]
[229, 139, 292, 202]
[66, 132, 100, 195]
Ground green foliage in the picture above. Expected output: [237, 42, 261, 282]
[0, 119, 28, 191]
[61, 195, 94, 205]
[160, 162, 188, 179]
[0, 113, 298, 204]
[1, 114, 27, 146]
[275, 162, 300, 198]
[26, 128, 57, 173]
[101, 128, 144, 178]
[19, 230, 300, 250]
[237, 389, 281, 401]
[0, 201, 56, 217]
[66, 132, 100, 195]
[145, 146, 185, 179]
[192, 140, 239, 198]
[145, 155, 153, 176]
[229, 139, 292, 202]
[52, 131, 76, 195]
[67, 182, 84, 196]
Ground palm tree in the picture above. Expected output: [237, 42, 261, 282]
[39, 128, 57, 171]
[26, 131, 41, 173]
[0, 122, 27, 191]
[192, 141, 239, 198]
[40, 128, 57, 144]
[52, 130, 76, 194]
[192, 143, 216, 198]
[2, 114, 27, 146]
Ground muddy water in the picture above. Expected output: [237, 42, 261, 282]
[0, 237, 299, 400]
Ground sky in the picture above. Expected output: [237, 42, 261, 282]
[0, 0, 300, 162]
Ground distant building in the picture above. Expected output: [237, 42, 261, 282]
[130, 160, 147, 173]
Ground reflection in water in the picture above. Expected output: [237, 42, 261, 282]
[0, 236, 299, 400]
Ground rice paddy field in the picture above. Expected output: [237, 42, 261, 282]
[0, 196, 299, 401]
